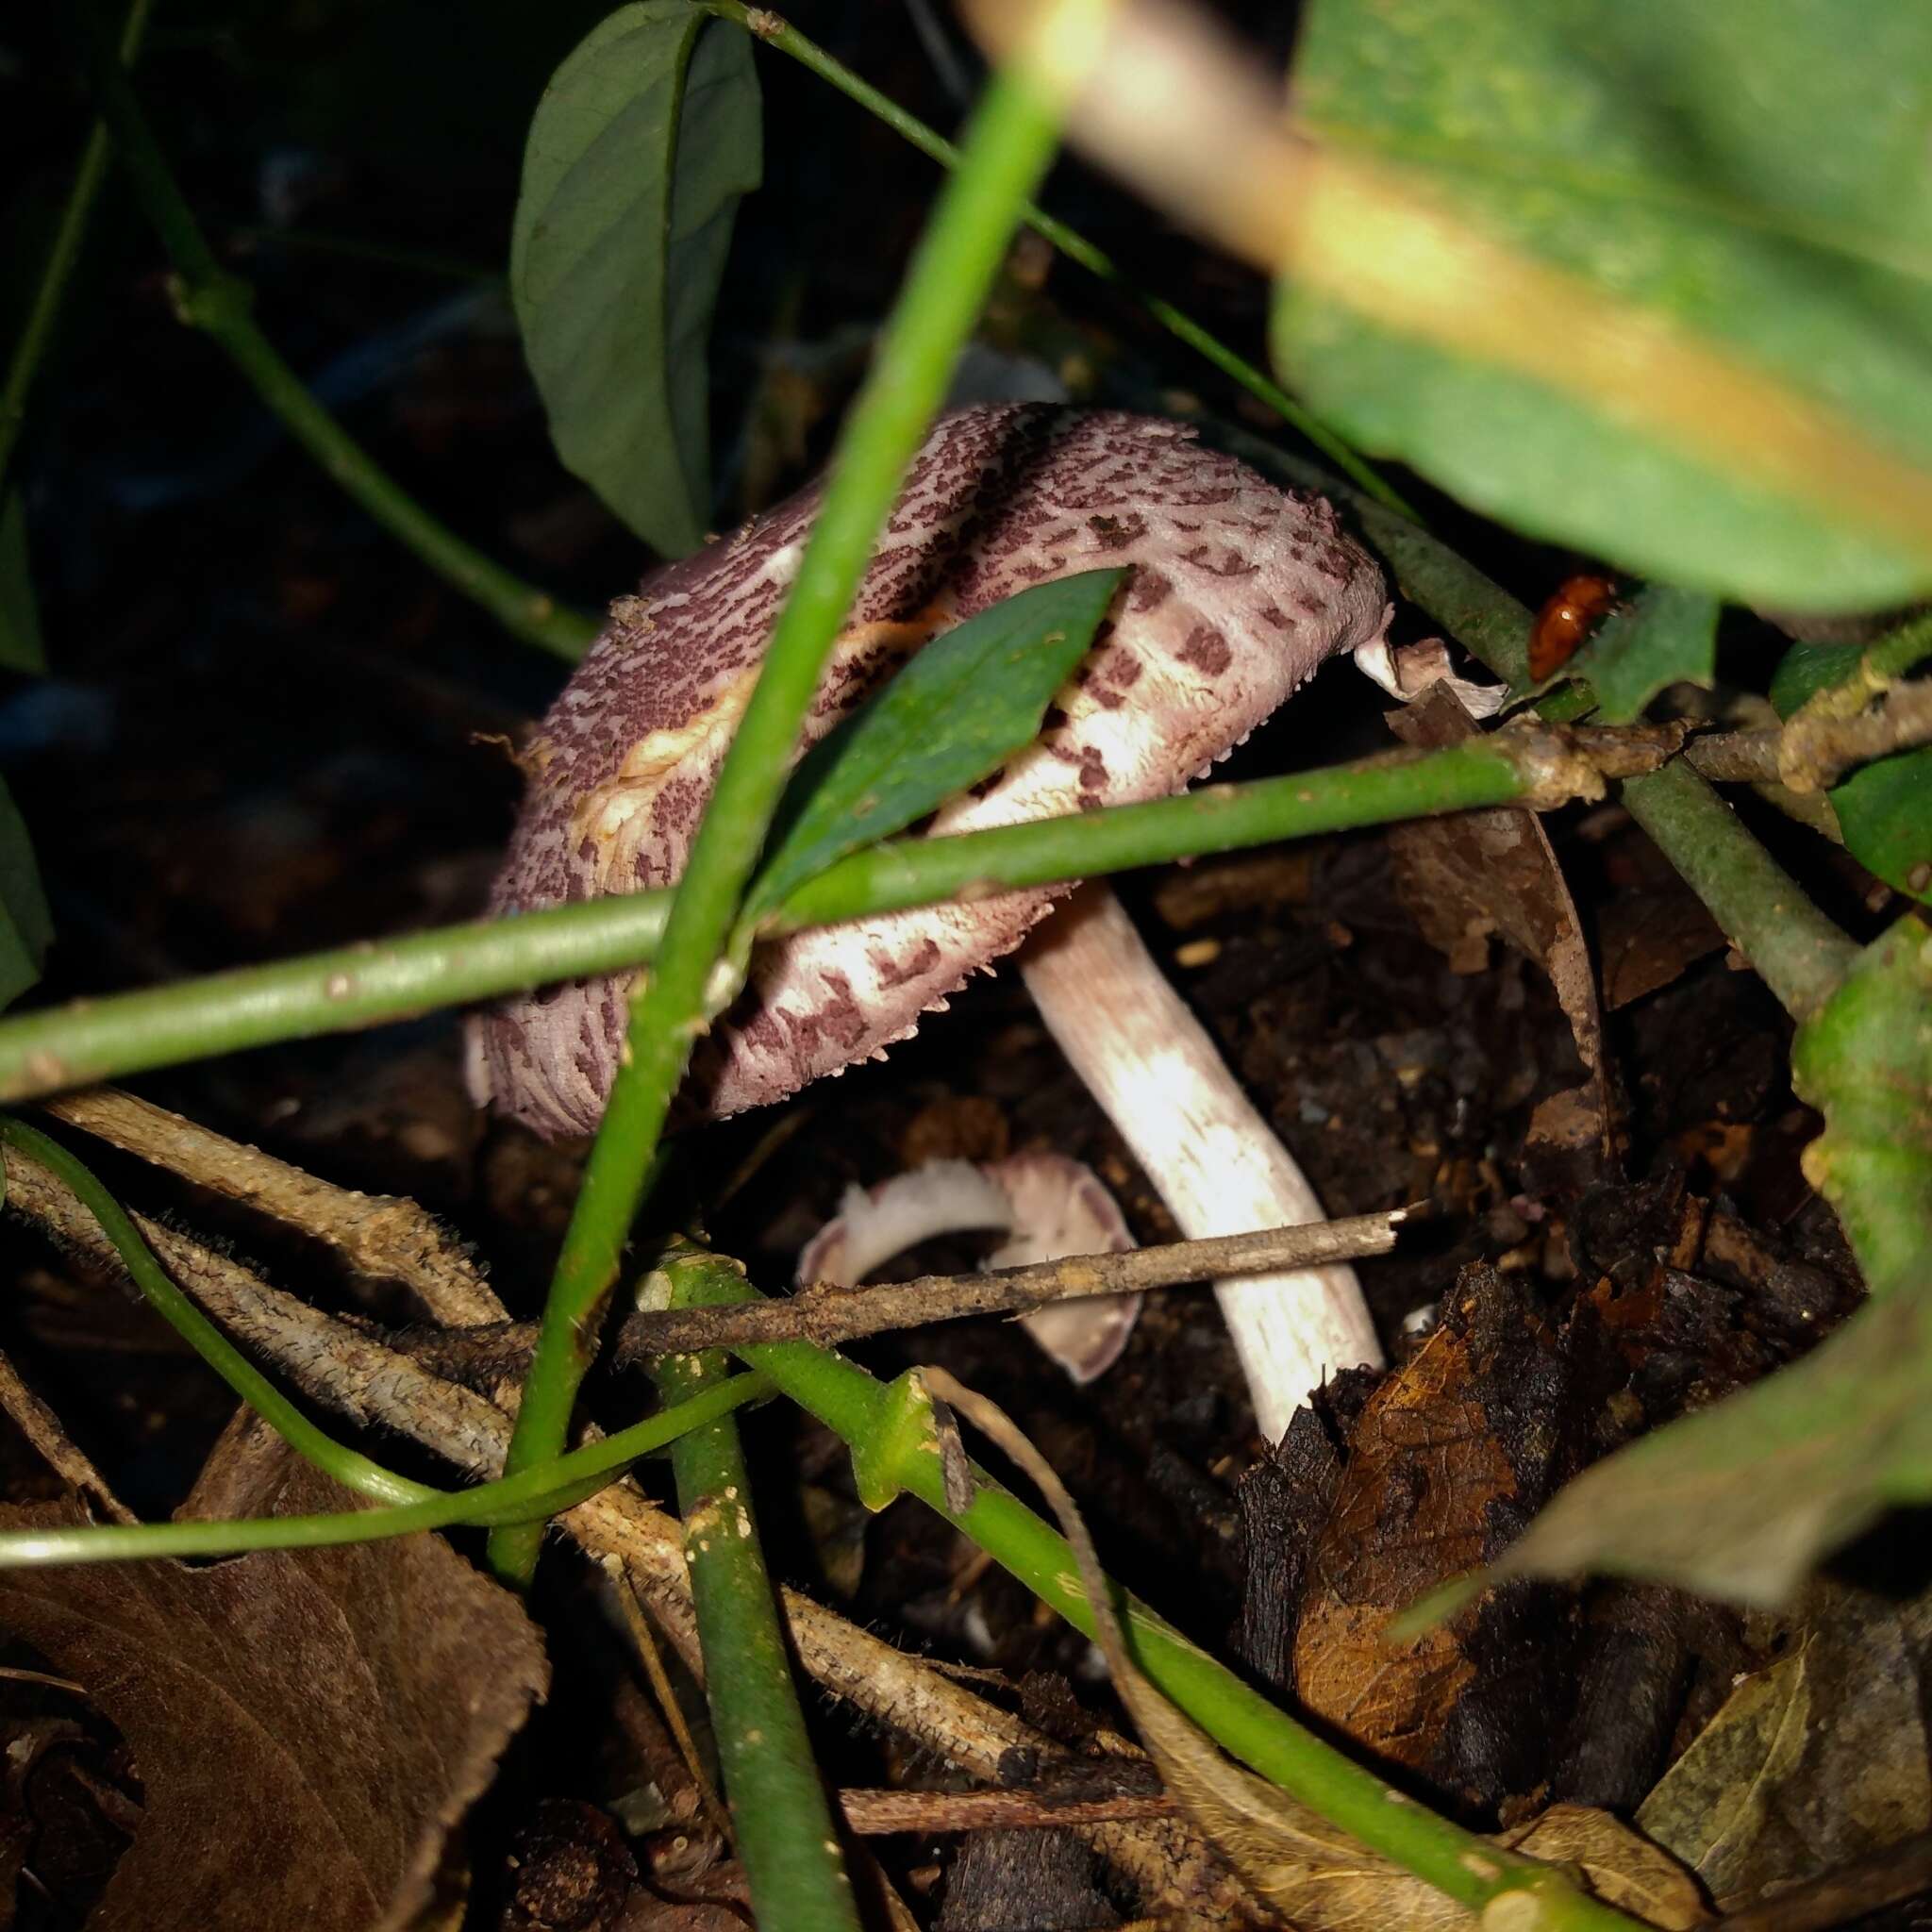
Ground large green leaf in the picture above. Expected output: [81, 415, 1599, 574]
[0, 494, 48, 677]
[0, 778, 52, 1012]
[1770, 635, 1932, 906]
[512, 2, 760, 556]
[742, 570, 1126, 924]
[1277, 0, 1932, 608]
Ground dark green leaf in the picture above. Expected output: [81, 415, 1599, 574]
[1567, 587, 1716, 724]
[512, 2, 760, 557]
[0, 494, 48, 677]
[1771, 636, 1932, 905]
[743, 570, 1126, 923]
[1277, 0, 1932, 608]
[0, 778, 51, 1012]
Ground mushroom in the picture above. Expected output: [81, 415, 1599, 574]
[468, 404, 1391, 1434]
[797, 1153, 1141, 1384]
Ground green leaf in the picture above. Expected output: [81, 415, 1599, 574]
[1566, 587, 1716, 724]
[511, 2, 760, 556]
[0, 494, 48, 676]
[1276, 0, 1932, 608]
[1769, 635, 1932, 906]
[742, 569, 1126, 924]
[0, 777, 52, 1013]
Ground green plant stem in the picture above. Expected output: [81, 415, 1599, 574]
[0, 0, 154, 491]
[490, 46, 1081, 1585]
[0, 1368, 774, 1567]
[1621, 761, 1859, 1020]
[702, 0, 1417, 522]
[0, 1117, 437, 1508]
[0, 740, 1536, 1106]
[1854, 609, 1932, 689]
[658, 1252, 1638, 1931]
[652, 1277, 859, 1932]
[63, 4, 596, 662]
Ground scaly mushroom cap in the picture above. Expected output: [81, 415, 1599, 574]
[469, 405, 1389, 1136]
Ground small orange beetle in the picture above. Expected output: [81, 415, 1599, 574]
[1528, 574, 1619, 682]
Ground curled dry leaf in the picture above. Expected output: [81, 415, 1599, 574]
[0, 1457, 547, 1932]
[1637, 1578, 1932, 1914]
[917, 1368, 1704, 1931]
[1384, 684, 1614, 1185]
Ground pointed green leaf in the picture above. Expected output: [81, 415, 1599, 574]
[1277, 0, 1932, 608]
[0, 777, 52, 1012]
[0, 494, 48, 676]
[1567, 587, 1717, 724]
[743, 569, 1125, 924]
[512, 2, 760, 556]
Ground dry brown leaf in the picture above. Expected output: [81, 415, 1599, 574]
[0, 1458, 547, 1932]
[1387, 685, 1613, 1175]
[1291, 1269, 1581, 1808]
[917, 1370, 1691, 1932]
[1507, 1804, 1710, 1927]
[1638, 1580, 1932, 1912]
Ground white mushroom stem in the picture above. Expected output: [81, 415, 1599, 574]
[1018, 882, 1384, 1441]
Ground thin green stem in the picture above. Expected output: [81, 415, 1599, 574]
[1855, 609, 1932, 689]
[0, 1368, 774, 1567]
[1621, 761, 1858, 1020]
[652, 1271, 858, 1931]
[489, 43, 1078, 1583]
[0, 0, 154, 492]
[703, 0, 1417, 522]
[0, 1117, 437, 1508]
[0, 741, 1536, 1105]
[63, 2, 596, 662]
[658, 1253, 1639, 1932]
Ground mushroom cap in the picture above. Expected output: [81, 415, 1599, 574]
[468, 405, 1390, 1137]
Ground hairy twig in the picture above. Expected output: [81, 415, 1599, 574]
[0, 1155, 1241, 1917]
[42, 1088, 499, 1327]
[2, 1145, 508, 1481]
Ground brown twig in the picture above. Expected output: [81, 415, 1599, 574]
[0, 1345, 137, 1524]
[839, 1788, 1178, 1835]
[42, 1087, 501, 1326]
[3, 1147, 509, 1480]
[613, 1208, 1411, 1362]
[1, 1152, 1248, 1921]
[1687, 681, 1932, 792]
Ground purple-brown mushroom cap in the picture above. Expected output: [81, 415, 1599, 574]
[468, 405, 1389, 1137]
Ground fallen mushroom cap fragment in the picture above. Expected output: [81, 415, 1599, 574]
[798, 1154, 1141, 1382]
[467, 403, 1391, 1135]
